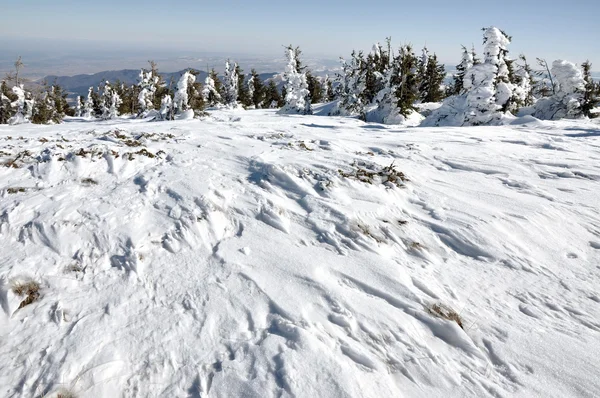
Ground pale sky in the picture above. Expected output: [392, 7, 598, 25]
[1, 0, 599, 73]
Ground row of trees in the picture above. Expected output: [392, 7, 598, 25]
[1, 30, 599, 126]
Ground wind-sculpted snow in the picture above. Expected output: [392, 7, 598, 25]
[0, 110, 599, 397]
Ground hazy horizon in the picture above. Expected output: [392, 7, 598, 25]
[1, 0, 599, 78]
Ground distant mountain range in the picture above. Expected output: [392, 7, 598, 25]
[39, 69, 280, 99]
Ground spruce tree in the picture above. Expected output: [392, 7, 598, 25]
[582, 60, 599, 118]
[395, 45, 420, 116]
[421, 54, 446, 103]
[306, 71, 323, 103]
[0, 81, 17, 124]
[236, 65, 252, 107]
[264, 80, 282, 108]
[249, 69, 265, 108]
[223, 60, 239, 106]
[279, 45, 311, 114]
[202, 70, 222, 107]
[187, 69, 205, 113]
[448, 46, 473, 96]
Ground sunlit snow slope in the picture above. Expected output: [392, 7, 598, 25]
[1, 109, 599, 397]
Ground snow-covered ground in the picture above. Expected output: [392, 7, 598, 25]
[1, 109, 599, 397]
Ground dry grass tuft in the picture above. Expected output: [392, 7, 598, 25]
[427, 303, 464, 329]
[339, 161, 408, 188]
[56, 388, 78, 398]
[80, 178, 98, 186]
[11, 279, 41, 309]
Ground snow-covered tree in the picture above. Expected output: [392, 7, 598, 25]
[448, 46, 474, 96]
[75, 96, 83, 117]
[100, 82, 121, 120]
[83, 87, 95, 118]
[8, 85, 34, 125]
[223, 60, 239, 106]
[0, 81, 14, 124]
[202, 71, 223, 107]
[512, 55, 534, 109]
[420, 54, 446, 103]
[581, 60, 599, 118]
[159, 94, 173, 120]
[137, 69, 158, 115]
[279, 45, 311, 115]
[173, 71, 195, 114]
[331, 52, 365, 116]
[248, 69, 265, 108]
[425, 27, 518, 126]
[365, 45, 420, 124]
[534, 60, 586, 120]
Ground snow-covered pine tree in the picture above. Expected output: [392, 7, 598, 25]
[279, 45, 311, 115]
[83, 87, 95, 118]
[0, 81, 15, 124]
[512, 55, 535, 110]
[581, 60, 599, 118]
[420, 54, 446, 103]
[264, 80, 282, 108]
[248, 69, 265, 108]
[159, 94, 174, 121]
[173, 71, 196, 115]
[75, 96, 83, 117]
[395, 45, 420, 116]
[417, 46, 429, 99]
[448, 46, 473, 96]
[32, 82, 53, 124]
[463, 27, 514, 125]
[100, 82, 121, 120]
[235, 65, 251, 107]
[8, 84, 34, 125]
[223, 60, 239, 107]
[332, 51, 366, 116]
[533, 60, 586, 120]
[306, 71, 323, 104]
[202, 70, 223, 107]
[137, 68, 156, 114]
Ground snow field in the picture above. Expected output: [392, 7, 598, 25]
[0, 109, 599, 397]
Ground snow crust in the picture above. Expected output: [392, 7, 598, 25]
[1, 110, 599, 397]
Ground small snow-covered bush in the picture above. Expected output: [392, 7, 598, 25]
[534, 60, 586, 120]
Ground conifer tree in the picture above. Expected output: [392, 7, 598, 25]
[75, 96, 83, 117]
[83, 87, 95, 118]
[582, 60, 599, 118]
[395, 45, 420, 116]
[448, 46, 473, 96]
[187, 69, 205, 113]
[202, 71, 223, 107]
[533, 60, 586, 119]
[306, 71, 323, 103]
[99, 82, 121, 119]
[8, 84, 34, 124]
[173, 71, 196, 114]
[420, 54, 446, 103]
[512, 55, 535, 109]
[223, 60, 239, 106]
[249, 69, 265, 108]
[1, 81, 16, 124]
[236, 65, 252, 107]
[264, 80, 282, 108]
[279, 45, 311, 114]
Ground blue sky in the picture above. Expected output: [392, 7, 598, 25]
[1, 0, 599, 68]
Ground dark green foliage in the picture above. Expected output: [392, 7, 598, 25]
[236, 65, 252, 107]
[0, 81, 16, 124]
[280, 85, 287, 107]
[306, 71, 323, 103]
[263, 80, 282, 108]
[394, 45, 420, 117]
[250, 69, 265, 108]
[32, 81, 71, 124]
[582, 60, 599, 118]
[187, 69, 205, 113]
[419, 54, 446, 103]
